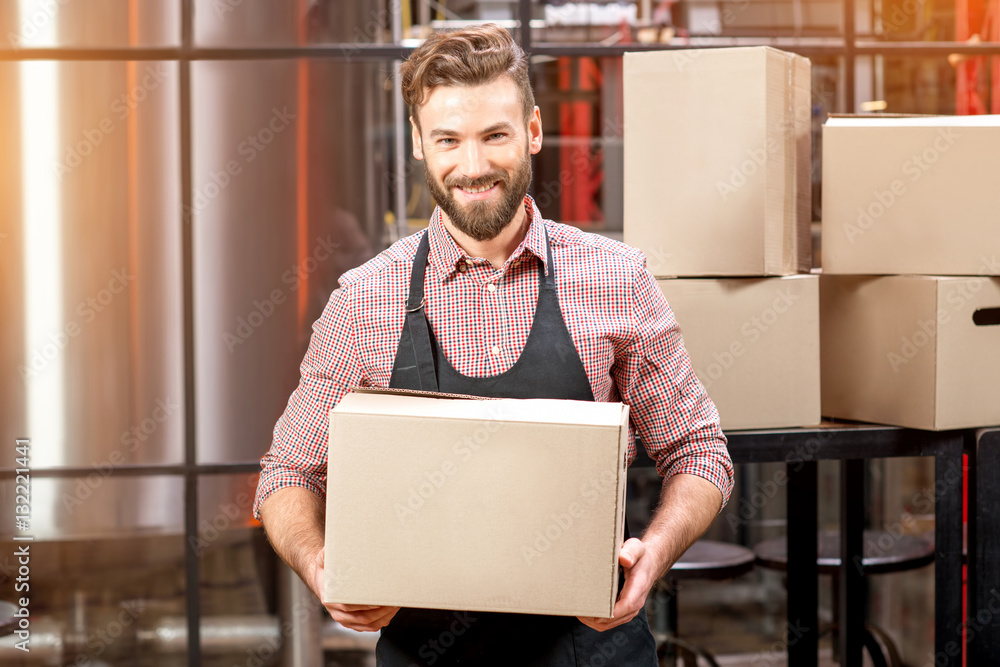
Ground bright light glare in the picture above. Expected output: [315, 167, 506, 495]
[20, 0, 63, 476]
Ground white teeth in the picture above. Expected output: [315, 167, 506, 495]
[460, 182, 495, 194]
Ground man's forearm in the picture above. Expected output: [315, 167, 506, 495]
[640, 473, 723, 580]
[258, 486, 326, 588]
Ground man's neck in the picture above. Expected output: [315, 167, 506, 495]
[440, 202, 529, 270]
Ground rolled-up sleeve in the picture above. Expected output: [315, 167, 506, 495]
[253, 286, 362, 520]
[613, 264, 734, 509]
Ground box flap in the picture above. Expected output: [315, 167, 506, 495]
[335, 391, 628, 428]
[351, 385, 487, 401]
[826, 114, 1000, 127]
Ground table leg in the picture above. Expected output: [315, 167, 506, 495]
[839, 459, 864, 665]
[935, 437, 965, 667]
[969, 428, 1000, 664]
[787, 459, 818, 666]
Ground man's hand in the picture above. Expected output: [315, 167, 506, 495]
[577, 537, 659, 632]
[307, 547, 400, 632]
[576, 474, 724, 633]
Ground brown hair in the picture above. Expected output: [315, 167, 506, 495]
[400, 23, 534, 130]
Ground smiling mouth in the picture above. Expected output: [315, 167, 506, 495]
[457, 181, 499, 195]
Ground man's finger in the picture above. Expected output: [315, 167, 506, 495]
[576, 608, 640, 633]
[619, 537, 645, 568]
[336, 606, 401, 632]
[336, 604, 384, 612]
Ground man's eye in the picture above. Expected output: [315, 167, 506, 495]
[488, 133, 506, 140]
[439, 138, 456, 145]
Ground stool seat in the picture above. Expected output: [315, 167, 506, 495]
[754, 530, 934, 576]
[667, 540, 757, 580]
[0, 601, 18, 638]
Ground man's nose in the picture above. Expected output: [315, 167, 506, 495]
[458, 141, 490, 181]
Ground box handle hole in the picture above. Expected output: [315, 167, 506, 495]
[973, 307, 1000, 326]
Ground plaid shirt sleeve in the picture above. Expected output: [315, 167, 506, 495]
[614, 263, 734, 509]
[253, 285, 361, 520]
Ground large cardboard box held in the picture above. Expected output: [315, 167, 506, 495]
[323, 389, 629, 617]
[658, 275, 820, 430]
[821, 275, 1000, 430]
[822, 115, 1000, 275]
[624, 46, 812, 277]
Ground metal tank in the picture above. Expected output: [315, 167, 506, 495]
[0, 1, 394, 664]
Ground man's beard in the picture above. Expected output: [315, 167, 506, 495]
[424, 149, 532, 242]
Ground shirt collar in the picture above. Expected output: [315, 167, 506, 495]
[427, 194, 549, 280]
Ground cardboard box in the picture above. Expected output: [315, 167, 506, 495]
[821, 275, 1000, 430]
[822, 115, 1000, 275]
[323, 389, 629, 617]
[658, 275, 821, 430]
[624, 46, 811, 277]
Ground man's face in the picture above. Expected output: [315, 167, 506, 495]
[411, 77, 543, 242]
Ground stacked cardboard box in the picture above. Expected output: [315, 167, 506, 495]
[624, 46, 820, 430]
[820, 115, 1000, 430]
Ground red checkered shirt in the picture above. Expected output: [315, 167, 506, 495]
[254, 195, 733, 519]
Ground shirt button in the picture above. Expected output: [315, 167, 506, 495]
[457, 263, 467, 273]
[486, 283, 497, 293]
[466, 259, 474, 266]
[490, 345, 500, 356]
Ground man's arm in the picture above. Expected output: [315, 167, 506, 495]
[579, 261, 733, 631]
[259, 487, 325, 589]
[259, 487, 400, 632]
[253, 285, 399, 631]
[578, 473, 720, 631]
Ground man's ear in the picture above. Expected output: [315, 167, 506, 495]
[528, 106, 543, 155]
[410, 116, 424, 160]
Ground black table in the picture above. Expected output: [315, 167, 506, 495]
[633, 423, 966, 667]
[968, 427, 1000, 665]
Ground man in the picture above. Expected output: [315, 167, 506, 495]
[255, 23, 733, 666]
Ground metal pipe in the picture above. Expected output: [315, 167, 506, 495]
[137, 615, 282, 655]
[0, 619, 64, 661]
[280, 564, 323, 667]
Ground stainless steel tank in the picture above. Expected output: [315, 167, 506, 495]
[1, 1, 393, 664]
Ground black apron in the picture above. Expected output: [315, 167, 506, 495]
[379, 224, 658, 667]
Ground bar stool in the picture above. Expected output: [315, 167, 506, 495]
[653, 540, 757, 667]
[754, 529, 935, 667]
